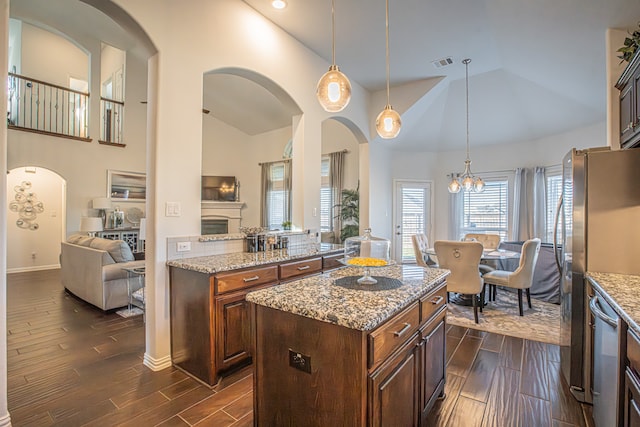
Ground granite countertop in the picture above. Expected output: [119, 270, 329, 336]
[586, 272, 640, 336]
[198, 230, 310, 242]
[246, 265, 450, 331]
[166, 243, 343, 274]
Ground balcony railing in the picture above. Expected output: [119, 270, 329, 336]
[7, 72, 90, 141]
[100, 97, 125, 146]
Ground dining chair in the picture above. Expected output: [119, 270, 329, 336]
[411, 233, 438, 267]
[434, 240, 484, 323]
[481, 238, 541, 316]
[464, 233, 501, 250]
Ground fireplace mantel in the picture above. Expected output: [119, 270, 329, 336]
[201, 201, 245, 210]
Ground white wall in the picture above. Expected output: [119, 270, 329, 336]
[21, 22, 88, 86]
[100, 43, 125, 98]
[6, 167, 65, 272]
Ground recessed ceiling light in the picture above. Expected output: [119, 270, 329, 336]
[272, 0, 287, 9]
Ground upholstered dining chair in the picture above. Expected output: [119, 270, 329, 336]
[411, 233, 438, 267]
[434, 240, 484, 323]
[463, 233, 501, 250]
[481, 238, 541, 316]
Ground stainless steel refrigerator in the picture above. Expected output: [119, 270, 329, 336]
[556, 147, 640, 404]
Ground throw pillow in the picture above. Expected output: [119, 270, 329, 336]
[89, 238, 135, 263]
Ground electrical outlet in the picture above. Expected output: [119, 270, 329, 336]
[288, 349, 311, 374]
[177, 241, 191, 252]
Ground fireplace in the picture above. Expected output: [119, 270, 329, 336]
[201, 218, 228, 235]
[201, 201, 244, 234]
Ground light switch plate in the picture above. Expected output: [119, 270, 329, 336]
[166, 202, 181, 217]
[177, 241, 191, 252]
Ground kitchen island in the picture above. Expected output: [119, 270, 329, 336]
[246, 264, 449, 426]
[167, 243, 343, 386]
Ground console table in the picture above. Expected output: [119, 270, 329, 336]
[97, 227, 144, 254]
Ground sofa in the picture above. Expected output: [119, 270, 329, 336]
[61, 234, 145, 311]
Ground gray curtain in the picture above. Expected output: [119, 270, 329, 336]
[329, 151, 345, 244]
[511, 167, 530, 241]
[259, 163, 270, 227]
[532, 167, 546, 239]
[283, 159, 292, 224]
[448, 179, 462, 240]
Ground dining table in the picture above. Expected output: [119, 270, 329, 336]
[424, 247, 521, 306]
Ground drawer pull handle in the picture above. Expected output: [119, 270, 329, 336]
[297, 266, 311, 271]
[243, 276, 260, 282]
[393, 323, 412, 337]
[431, 296, 444, 305]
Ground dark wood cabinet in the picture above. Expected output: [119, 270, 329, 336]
[369, 333, 420, 427]
[169, 251, 343, 386]
[616, 49, 640, 149]
[625, 330, 640, 427]
[252, 278, 447, 425]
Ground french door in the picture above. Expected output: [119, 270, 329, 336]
[392, 180, 433, 263]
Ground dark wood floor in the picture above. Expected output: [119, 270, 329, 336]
[7, 270, 593, 426]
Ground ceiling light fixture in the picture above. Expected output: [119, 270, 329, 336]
[316, 0, 351, 112]
[375, 0, 401, 139]
[448, 58, 484, 193]
[271, 0, 287, 10]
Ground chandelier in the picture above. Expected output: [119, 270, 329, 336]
[316, 0, 351, 112]
[448, 58, 484, 193]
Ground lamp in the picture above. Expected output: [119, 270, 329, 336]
[139, 218, 146, 241]
[375, 0, 401, 139]
[80, 217, 103, 237]
[92, 197, 111, 228]
[448, 58, 485, 193]
[316, 0, 351, 112]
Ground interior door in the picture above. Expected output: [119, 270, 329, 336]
[393, 180, 432, 263]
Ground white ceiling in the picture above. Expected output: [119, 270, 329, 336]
[10, 0, 640, 152]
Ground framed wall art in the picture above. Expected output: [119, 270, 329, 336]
[107, 170, 146, 202]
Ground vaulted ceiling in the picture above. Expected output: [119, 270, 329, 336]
[11, 0, 640, 152]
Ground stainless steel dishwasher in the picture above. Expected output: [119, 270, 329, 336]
[590, 290, 622, 426]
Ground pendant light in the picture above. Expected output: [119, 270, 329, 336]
[316, 0, 351, 112]
[375, 0, 401, 139]
[448, 58, 484, 193]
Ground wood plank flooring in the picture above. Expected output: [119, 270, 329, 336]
[6, 270, 593, 426]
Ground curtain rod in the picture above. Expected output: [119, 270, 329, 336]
[258, 158, 292, 166]
[322, 149, 349, 156]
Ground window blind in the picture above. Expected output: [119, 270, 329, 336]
[461, 180, 509, 240]
[320, 157, 332, 232]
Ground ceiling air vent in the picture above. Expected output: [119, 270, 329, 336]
[431, 57, 454, 69]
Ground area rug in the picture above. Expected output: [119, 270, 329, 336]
[446, 290, 560, 345]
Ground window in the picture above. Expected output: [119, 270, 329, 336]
[320, 157, 332, 232]
[265, 162, 291, 230]
[460, 178, 510, 241]
[544, 167, 562, 244]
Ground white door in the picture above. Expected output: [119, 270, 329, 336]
[393, 180, 432, 263]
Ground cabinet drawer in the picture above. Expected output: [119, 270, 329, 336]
[420, 286, 446, 326]
[323, 253, 344, 271]
[368, 302, 420, 370]
[279, 257, 322, 281]
[629, 330, 640, 376]
[215, 265, 279, 294]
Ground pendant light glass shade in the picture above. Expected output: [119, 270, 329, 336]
[317, 65, 351, 112]
[376, 104, 402, 139]
[376, 0, 401, 139]
[447, 58, 484, 193]
[317, 0, 351, 112]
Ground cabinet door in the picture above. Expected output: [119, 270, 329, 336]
[215, 290, 252, 373]
[621, 82, 634, 145]
[634, 69, 640, 130]
[625, 368, 640, 427]
[369, 334, 420, 427]
[420, 311, 446, 423]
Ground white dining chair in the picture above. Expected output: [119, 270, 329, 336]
[482, 238, 541, 316]
[434, 240, 484, 323]
[411, 233, 438, 267]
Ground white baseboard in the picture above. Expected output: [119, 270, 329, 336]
[143, 352, 172, 371]
[7, 264, 60, 274]
[0, 412, 11, 427]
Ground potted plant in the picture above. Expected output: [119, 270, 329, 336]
[335, 186, 359, 242]
[617, 22, 640, 63]
[281, 221, 292, 231]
